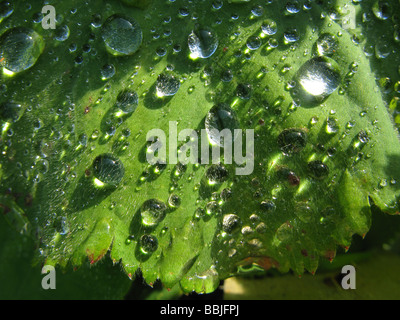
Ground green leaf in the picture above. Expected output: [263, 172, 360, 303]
[1, 0, 400, 295]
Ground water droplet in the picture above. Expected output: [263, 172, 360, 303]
[276, 222, 293, 242]
[54, 25, 70, 41]
[314, 33, 338, 57]
[284, 28, 300, 43]
[188, 26, 218, 59]
[116, 90, 139, 114]
[261, 19, 277, 35]
[0, 27, 44, 73]
[326, 116, 339, 134]
[236, 83, 252, 99]
[246, 36, 261, 50]
[221, 69, 233, 82]
[92, 154, 125, 186]
[222, 214, 241, 234]
[101, 64, 116, 80]
[156, 73, 180, 97]
[0, 1, 13, 22]
[140, 199, 167, 227]
[140, 234, 158, 254]
[168, 193, 181, 208]
[260, 200, 276, 212]
[293, 57, 341, 107]
[101, 14, 142, 56]
[205, 103, 240, 147]
[206, 201, 220, 216]
[372, 1, 391, 20]
[251, 5, 264, 17]
[277, 128, 307, 155]
[91, 13, 102, 28]
[206, 164, 229, 184]
[220, 188, 232, 201]
[286, 1, 301, 14]
[0, 101, 25, 123]
[358, 130, 370, 144]
[308, 160, 329, 179]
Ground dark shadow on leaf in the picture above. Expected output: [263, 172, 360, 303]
[143, 81, 173, 110]
[68, 174, 116, 213]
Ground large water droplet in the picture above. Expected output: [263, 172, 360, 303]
[92, 154, 125, 186]
[140, 199, 167, 227]
[188, 26, 218, 59]
[0, 27, 44, 73]
[293, 57, 341, 107]
[101, 14, 142, 56]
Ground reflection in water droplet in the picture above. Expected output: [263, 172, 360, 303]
[206, 164, 229, 184]
[292, 57, 341, 107]
[277, 128, 307, 155]
[0, 27, 44, 73]
[205, 103, 240, 147]
[116, 90, 139, 114]
[0, 101, 25, 123]
[372, 1, 391, 20]
[261, 19, 277, 35]
[54, 25, 70, 41]
[140, 234, 158, 254]
[315, 33, 338, 57]
[246, 36, 261, 50]
[222, 214, 241, 234]
[101, 64, 116, 80]
[92, 154, 125, 186]
[168, 193, 181, 208]
[101, 14, 142, 56]
[140, 199, 167, 227]
[284, 28, 300, 43]
[326, 116, 339, 134]
[156, 73, 180, 97]
[188, 27, 218, 59]
[0, 1, 13, 22]
[308, 160, 329, 179]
